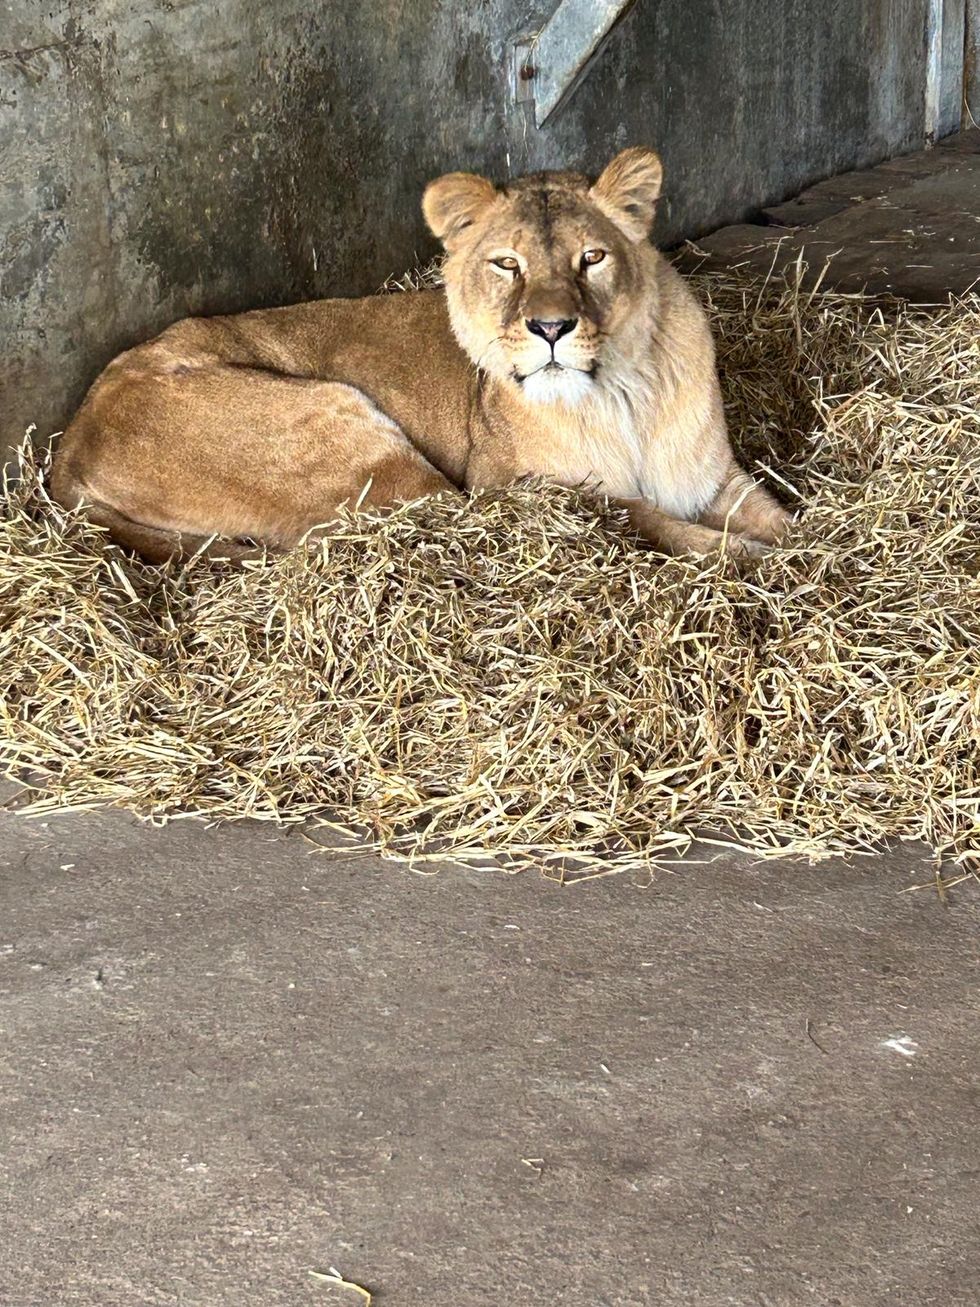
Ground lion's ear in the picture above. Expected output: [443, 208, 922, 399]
[423, 172, 497, 244]
[590, 148, 663, 241]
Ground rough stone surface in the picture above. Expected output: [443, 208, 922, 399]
[682, 129, 980, 300]
[1, 802, 979, 1307]
[2, 0, 933, 456]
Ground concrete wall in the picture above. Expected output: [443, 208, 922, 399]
[927, 0, 967, 139]
[0, 1, 939, 454]
[967, 0, 980, 123]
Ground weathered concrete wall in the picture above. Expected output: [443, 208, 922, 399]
[1, 1, 935, 454]
[928, 0, 967, 139]
[967, 0, 980, 124]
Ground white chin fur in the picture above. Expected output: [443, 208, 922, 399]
[520, 367, 593, 407]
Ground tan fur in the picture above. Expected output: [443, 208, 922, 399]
[51, 149, 792, 560]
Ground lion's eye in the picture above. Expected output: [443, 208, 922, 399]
[581, 249, 606, 268]
[491, 256, 520, 273]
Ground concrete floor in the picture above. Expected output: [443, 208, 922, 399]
[2, 806, 979, 1307]
[680, 128, 980, 299]
[4, 135, 980, 1306]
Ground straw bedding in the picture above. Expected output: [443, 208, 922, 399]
[2, 267, 978, 875]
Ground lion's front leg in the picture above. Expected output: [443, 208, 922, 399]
[615, 497, 770, 559]
[698, 467, 795, 546]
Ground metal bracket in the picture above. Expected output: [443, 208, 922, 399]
[513, 0, 636, 128]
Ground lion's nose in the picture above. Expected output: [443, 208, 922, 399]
[525, 318, 578, 345]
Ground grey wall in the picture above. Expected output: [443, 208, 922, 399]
[0, 1, 938, 455]
[967, 0, 980, 122]
[928, 0, 967, 139]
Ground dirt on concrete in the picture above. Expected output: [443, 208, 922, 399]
[1, 801, 978, 1307]
[680, 129, 980, 301]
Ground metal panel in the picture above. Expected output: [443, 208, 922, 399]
[514, 0, 636, 128]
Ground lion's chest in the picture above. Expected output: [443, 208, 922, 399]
[520, 397, 645, 499]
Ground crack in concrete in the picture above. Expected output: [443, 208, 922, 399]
[0, 38, 85, 64]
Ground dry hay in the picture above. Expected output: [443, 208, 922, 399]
[1, 266, 978, 877]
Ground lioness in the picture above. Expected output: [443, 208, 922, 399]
[51, 148, 791, 561]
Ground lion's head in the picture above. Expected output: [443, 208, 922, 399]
[422, 148, 664, 406]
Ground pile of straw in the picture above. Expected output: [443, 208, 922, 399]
[2, 268, 978, 874]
